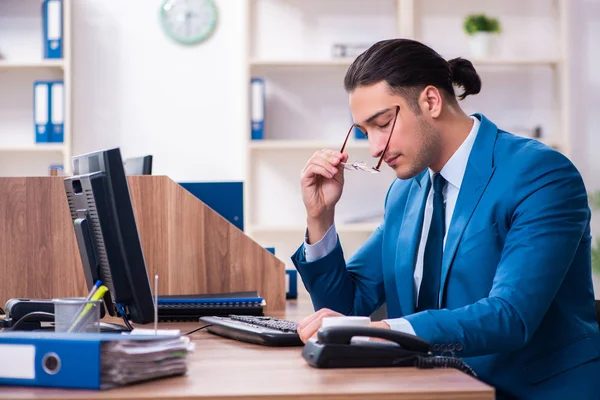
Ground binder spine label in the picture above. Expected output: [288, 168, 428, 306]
[0, 344, 35, 379]
[47, 1, 61, 44]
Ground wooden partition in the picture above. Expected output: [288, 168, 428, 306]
[0, 176, 285, 312]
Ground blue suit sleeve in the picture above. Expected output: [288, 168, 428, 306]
[404, 149, 591, 358]
[291, 224, 386, 316]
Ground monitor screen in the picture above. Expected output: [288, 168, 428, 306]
[64, 147, 155, 324]
[124, 155, 153, 175]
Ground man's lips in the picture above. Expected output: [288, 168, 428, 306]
[385, 155, 400, 165]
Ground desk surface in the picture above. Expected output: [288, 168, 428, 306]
[1, 292, 494, 400]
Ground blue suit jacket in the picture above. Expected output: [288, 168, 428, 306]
[292, 114, 600, 399]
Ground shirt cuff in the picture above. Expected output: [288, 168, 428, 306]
[383, 318, 417, 336]
[304, 223, 338, 262]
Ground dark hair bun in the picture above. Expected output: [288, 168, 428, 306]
[448, 57, 481, 100]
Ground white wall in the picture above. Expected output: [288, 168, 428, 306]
[72, 0, 599, 184]
[570, 0, 600, 190]
[72, 0, 248, 182]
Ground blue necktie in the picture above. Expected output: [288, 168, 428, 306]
[418, 173, 446, 311]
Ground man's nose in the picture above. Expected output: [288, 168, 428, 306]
[370, 133, 388, 159]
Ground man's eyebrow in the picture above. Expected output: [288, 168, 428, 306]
[363, 108, 392, 125]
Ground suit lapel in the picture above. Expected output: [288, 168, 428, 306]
[438, 114, 498, 307]
[395, 170, 430, 316]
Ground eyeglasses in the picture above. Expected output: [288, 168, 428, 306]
[339, 106, 400, 173]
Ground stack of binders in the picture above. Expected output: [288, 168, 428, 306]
[0, 332, 194, 389]
[34, 80, 64, 144]
[34, 0, 64, 145]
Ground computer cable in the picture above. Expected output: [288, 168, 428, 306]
[116, 303, 134, 331]
[122, 315, 133, 331]
[414, 355, 477, 377]
[0, 311, 55, 330]
[184, 324, 213, 336]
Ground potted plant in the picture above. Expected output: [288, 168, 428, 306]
[463, 13, 502, 58]
[588, 191, 600, 296]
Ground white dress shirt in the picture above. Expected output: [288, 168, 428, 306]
[304, 116, 480, 335]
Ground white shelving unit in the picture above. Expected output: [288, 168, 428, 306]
[244, 0, 570, 268]
[0, 0, 72, 176]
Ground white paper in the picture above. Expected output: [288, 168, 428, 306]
[99, 336, 192, 388]
[0, 344, 35, 379]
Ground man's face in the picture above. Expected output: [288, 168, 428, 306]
[349, 81, 441, 180]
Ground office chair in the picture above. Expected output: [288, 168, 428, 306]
[124, 155, 153, 175]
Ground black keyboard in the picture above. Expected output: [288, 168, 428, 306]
[200, 315, 304, 347]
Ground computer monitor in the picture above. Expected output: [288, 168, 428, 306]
[124, 155, 153, 175]
[64, 147, 155, 324]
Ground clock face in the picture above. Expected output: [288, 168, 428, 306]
[160, 0, 218, 45]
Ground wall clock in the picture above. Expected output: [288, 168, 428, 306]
[160, 0, 218, 45]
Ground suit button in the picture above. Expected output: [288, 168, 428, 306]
[456, 343, 463, 351]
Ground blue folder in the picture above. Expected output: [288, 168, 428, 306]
[179, 181, 244, 231]
[33, 81, 51, 143]
[0, 332, 186, 389]
[250, 77, 265, 140]
[42, 0, 63, 59]
[49, 81, 64, 142]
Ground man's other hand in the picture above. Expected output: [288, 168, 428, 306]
[296, 308, 391, 343]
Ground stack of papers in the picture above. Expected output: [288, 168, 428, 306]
[100, 335, 194, 388]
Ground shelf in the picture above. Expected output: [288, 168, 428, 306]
[470, 58, 561, 67]
[0, 59, 64, 70]
[249, 140, 369, 151]
[0, 144, 65, 153]
[249, 222, 381, 234]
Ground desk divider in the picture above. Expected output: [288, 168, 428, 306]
[0, 176, 285, 313]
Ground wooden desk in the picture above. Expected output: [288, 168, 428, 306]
[1, 292, 494, 400]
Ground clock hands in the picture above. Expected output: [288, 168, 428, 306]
[161, 0, 216, 44]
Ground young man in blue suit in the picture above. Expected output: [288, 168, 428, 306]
[292, 39, 600, 399]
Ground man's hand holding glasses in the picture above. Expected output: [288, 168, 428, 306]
[300, 105, 399, 244]
[300, 149, 348, 245]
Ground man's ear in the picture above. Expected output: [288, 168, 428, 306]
[419, 86, 443, 119]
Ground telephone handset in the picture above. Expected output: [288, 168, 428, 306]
[302, 326, 431, 369]
[302, 326, 477, 377]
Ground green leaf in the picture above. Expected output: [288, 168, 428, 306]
[592, 238, 600, 275]
[463, 14, 502, 35]
[588, 190, 600, 274]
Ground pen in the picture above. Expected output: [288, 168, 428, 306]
[67, 285, 108, 333]
[63, 280, 103, 331]
[86, 280, 103, 301]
